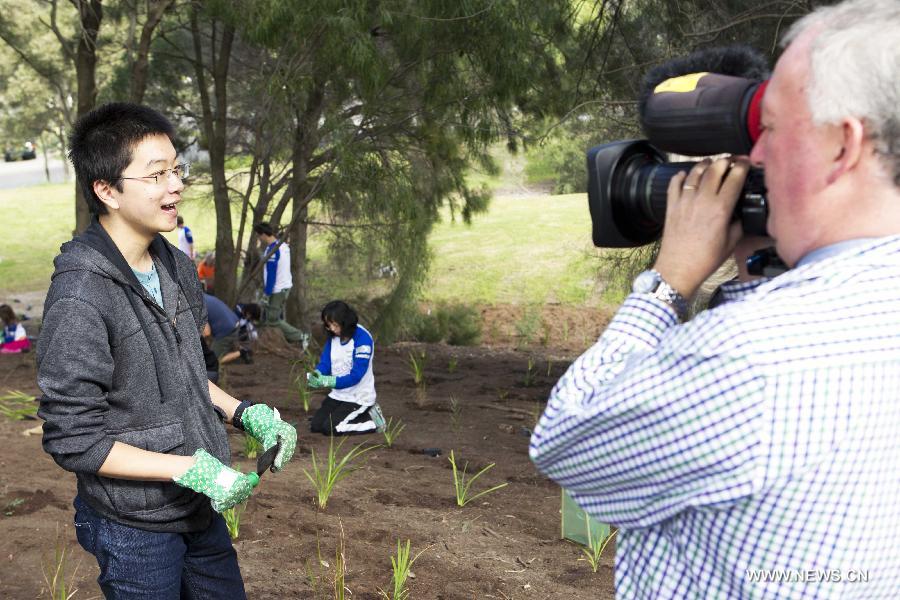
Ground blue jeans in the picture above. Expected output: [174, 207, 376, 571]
[73, 496, 246, 599]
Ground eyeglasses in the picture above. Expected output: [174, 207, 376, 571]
[118, 162, 190, 185]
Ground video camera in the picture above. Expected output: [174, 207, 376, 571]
[587, 46, 771, 248]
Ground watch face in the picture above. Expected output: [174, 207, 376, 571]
[633, 270, 660, 294]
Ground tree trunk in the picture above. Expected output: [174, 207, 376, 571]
[285, 87, 324, 327]
[286, 196, 308, 326]
[72, 0, 102, 234]
[130, 0, 173, 103]
[191, 9, 237, 304]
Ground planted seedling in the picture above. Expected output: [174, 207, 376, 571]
[223, 503, 247, 540]
[290, 354, 316, 411]
[303, 436, 379, 509]
[449, 395, 463, 433]
[42, 525, 80, 600]
[448, 450, 508, 507]
[305, 521, 351, 599]
[382, 417, 405, 448]
[0, 390, 37, 421]
[243, 433, 262, 459]
[523, 356, 537, 387]
[377, 539, 429, 600]
[3, 498, 25, 516]
[408, 351, 426, 386]
[579, 516, 617, 573]
[447, 357, 458, 374]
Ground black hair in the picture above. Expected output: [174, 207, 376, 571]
[253, 222, 275, 237]
[321, 300, 358, 339]
[241, 303, 262, 321]
[68, 102, 176, 217]
[0, 304, 16, 324]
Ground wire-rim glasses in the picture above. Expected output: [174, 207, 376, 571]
[118, 162, 190, 184]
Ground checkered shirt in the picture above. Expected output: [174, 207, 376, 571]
[530, 236, 900, 599]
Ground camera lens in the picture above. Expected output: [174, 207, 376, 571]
[587, 140, 767, 248]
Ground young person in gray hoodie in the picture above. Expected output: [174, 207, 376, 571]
[36, 102, 297, 598]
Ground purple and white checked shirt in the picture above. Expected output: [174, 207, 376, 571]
[530, 236, 900, 599]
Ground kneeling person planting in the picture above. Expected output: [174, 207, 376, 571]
[309, 300, 385, 435]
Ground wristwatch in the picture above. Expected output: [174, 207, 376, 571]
[632, 270, 689, 322]
[231, 399, 254, 431]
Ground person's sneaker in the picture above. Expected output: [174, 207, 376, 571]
[239, 348, 253, 364]
[369, 403, 386, 433]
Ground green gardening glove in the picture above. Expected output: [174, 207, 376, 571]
[308, 371, 337, 389]
[173, 449, 259, 512]
[240, 404, 297, 471]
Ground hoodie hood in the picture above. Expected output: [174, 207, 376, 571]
[54, 219, 181, 303]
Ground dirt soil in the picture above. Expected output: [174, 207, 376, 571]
[0, 307, 616, 599]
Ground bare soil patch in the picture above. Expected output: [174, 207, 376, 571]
[0, 313, 615, 598]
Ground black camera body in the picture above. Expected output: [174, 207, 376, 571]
[588, 46, 771, 249]
[587, 140, 768, 248]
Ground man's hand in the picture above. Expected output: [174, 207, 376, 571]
[653, 156, 751, 299]
[173, 449, 259, 512]
[239, 404, 297, 471]
[308, 371, 337, 389]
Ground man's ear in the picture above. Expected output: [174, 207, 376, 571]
[825, 117, 865, 186]
[92, 180, 120, 211]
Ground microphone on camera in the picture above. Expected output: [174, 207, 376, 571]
[638, 45, 770, 156]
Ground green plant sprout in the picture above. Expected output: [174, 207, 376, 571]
[377, 539, 428, 600]
[409, 350, 427, 406]
[42, 525, 80, 600]
[408, 351, 426, 386]
[243, 432, 262, 459]
[0, 390, 37, 421]
[523, 356, 537, 387]
[290, 353, 316, 411]
[447, 356, 458, 374]
[448, 450, 508, 507]
[449, 395, 463, 433]
[303, 436, 379, 509]
[305, 521, 350, 599]
[223, 503, 247, 540]
[382, 417, 405, 448]
[579, 517, 617, 573]
[3, 498, 25, 516]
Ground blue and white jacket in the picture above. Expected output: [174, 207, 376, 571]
[263, 240, 293, 295]
[315, 324, 376, 406]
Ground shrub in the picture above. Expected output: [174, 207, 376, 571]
[441, 303, 481, 346]
[406, 303, 481, 346]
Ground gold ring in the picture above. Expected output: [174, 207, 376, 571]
[682, 184, 697, 190]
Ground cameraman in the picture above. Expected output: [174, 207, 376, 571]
[530, 1, 900, 598]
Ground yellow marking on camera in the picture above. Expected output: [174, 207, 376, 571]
[654, 72, 709, 94]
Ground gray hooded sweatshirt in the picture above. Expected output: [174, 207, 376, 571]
[37, 220, 230, 532]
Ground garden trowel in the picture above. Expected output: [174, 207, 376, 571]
[256, 441, 281, 476]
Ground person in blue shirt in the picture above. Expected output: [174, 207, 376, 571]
[202, 293, 260, 366]
[308, 301, 385, 435]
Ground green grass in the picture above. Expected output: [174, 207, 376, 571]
[0, 178, 604, 308]
[425, 193, 600, 305]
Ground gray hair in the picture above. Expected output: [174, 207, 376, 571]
[784, 0, 900, 185]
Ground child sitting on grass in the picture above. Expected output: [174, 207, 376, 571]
[0, 304, 31, 353]
[308, 300, 385, 435]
